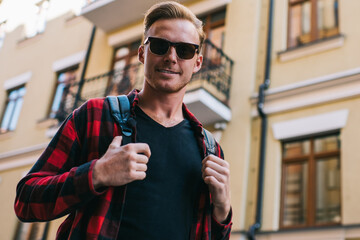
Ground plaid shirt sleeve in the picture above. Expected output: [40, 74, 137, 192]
[184, 104, 233, 240]
[14, 100, 104, 222]
[15, 91, 233, 239]
[209, 142, 232, 240]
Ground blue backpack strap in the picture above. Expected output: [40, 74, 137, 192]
[107, 95, 133, 140]
[202, 128, 216, 156]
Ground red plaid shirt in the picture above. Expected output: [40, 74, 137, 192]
[15, 90, 232, 239]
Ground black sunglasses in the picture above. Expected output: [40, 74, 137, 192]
[144, 37, 199, 60]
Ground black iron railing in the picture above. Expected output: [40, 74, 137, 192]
[53, 39, 233, 122]
[192, 39, 233, 100]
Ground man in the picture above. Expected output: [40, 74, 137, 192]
[15, 1, 232, 239]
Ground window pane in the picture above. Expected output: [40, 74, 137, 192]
[210, 9, 226, 23]
[288, 0, 311, 48]
[130, 40, 141, 51]
[1, 100, 15, 132]
[50, 67, 79, 119]
[0, 22, 5, 49]
[50, 83, 65, 118]
[115, 47, 129, 59]
[0, 86, 26, 132]
[283, 140, 310, 158]
[200, 16, 207, 25]
[301, 1, 311, 35]
[288, 4, 302, 48]
[207, 25, 225, 49]
[9, 95, 24, 131]
[282, 163, 308, 226]
[314, 134, 340, 153]
[316, 157, 341, 224]
[317, 0, 339, 39]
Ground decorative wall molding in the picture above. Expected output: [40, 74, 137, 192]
[0, 156, 38, 172]
[190, 0, 232, 16]
[251, 68, 360, 117]
[107, 0, 232, 47]
[272, 109, 348, 140]
[278, 35, 345, 62]
[52, 51, 86, 72]
[108, 25, 143, 47]
[0, 143, 47, 160]
[3, 71, 32, 90]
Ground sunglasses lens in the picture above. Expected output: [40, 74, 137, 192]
[146, 37, 198, 60]
[176, 43, 196, 59]
[149, 38, 169, 55]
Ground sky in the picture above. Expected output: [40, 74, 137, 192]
[0, 0, 85, 32]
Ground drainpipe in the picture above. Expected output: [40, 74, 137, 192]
[73, 25, 96, 109]
[247, 0, 274, 239]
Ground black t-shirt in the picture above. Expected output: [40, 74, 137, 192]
[117, 106, 203, 239]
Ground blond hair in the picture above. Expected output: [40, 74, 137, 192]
[143, 1, 205, 51]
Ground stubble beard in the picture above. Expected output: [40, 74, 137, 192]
[145, 75, 191, 94]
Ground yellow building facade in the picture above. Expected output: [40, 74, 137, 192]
[0, 0, 359, 239]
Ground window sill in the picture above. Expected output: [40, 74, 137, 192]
[17, 32, 44, 48]
[36, 117, 59, 130]
[0, 131, 15, 141]
[278, 35, 345, 62]
[65, 13, 83, 25]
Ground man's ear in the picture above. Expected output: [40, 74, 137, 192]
[192, 54, 203, 74]
[138, 45, 145, 64]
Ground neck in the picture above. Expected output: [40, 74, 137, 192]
[137, 84, 186, 127]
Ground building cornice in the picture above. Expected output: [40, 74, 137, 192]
[251, 68, 360, 117]
[0, 143, 47, 160]
[0, 143, 48, 171]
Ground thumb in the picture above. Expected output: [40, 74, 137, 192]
[111, 136, 123, 146]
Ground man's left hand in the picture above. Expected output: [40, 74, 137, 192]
[202, 155, 231, 223]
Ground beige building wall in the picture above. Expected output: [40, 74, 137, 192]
[0, 12, 93, 151]
[247, 0, 360, 238]
[0, 0, 265, 238]
[260, 99, 360, 230]
[271, 0, 360, 88]
[2, 0, 359, 239]
[0, 10, 93, 238]
[222, 0, 263, 234]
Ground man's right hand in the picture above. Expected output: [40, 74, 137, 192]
[92, 136, 151, 189]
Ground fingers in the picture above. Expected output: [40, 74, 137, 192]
[122, 142, 151, 157]
[202, 155, 231, 218]
[202, 156, 229, 180]
[202, 155, 229, 168]
[95, 136, 151, 187]
[135, 162, 148, 172]
[128, 163, 147, 180]
[202, 156, 230, 191]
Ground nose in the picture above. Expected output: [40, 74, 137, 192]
[163, 46, 177, 62]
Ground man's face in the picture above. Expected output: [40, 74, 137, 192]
[138, 18, 203, 94]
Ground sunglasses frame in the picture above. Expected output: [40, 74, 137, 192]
[144, 37, 199, 60]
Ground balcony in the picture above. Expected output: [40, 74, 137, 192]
[81, 0, 187, 33]
[53, 39, 233, 126]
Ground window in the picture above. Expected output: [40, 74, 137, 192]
[25, 0, 49, 38]
[13, 221, 49, 240]
[200, 8, 226, 49]
[0, 86, 26, 133]
[200, 9, 226, 66]
[288, 0, 339, 48]
[0, 21, 6, 49]
[107, 39, 142, 96]
[49, 66, 79, 121]
[280, 133, 341, 228]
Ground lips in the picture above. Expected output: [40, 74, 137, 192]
[157, 68, 180, 74]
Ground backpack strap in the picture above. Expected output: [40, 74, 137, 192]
[107, 95, 133, 144]
[202, 128, 216, 156]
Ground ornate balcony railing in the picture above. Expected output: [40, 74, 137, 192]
[53, 39, 233, 123]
